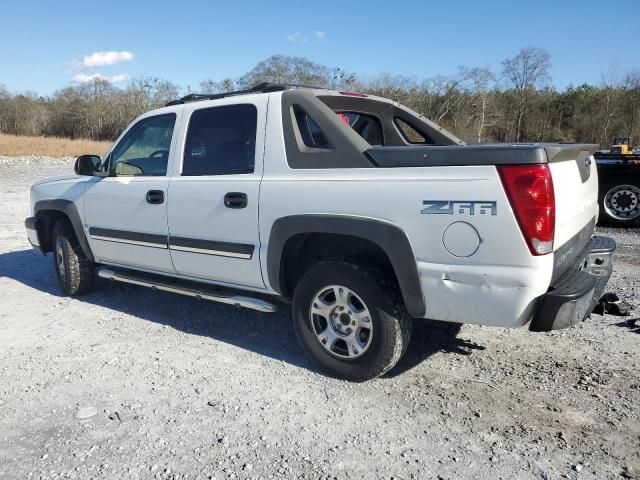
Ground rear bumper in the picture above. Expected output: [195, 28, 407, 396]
[25, 217, 44, 254]
[529, 236, 616, 332]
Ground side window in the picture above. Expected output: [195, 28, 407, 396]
[182, 104, 257, 176]
[337, 112, 383, 146]
[292, 105, 330, 149]
[109, 114, 176, 176]
[394, 117, 433, 145]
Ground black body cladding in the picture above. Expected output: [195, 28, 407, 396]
[280, 90, 597, 171]
[34, 200, 94, 261]
[267, 215, 426, 318]
[88, 228, 254, 258]
[281, 91, 373, 169]
[169, 237, 254, 258]
[89, 227, 168, 248]
[366, 144, 599, 169]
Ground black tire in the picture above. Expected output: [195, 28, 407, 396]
[598, 177, 640, 226]
[292, 261, 412, 382]
[52, 221, 95, 296]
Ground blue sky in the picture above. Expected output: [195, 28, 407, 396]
[1, 0, 638, 95]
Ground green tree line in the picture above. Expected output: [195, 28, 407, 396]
[1, 48, 638, 147]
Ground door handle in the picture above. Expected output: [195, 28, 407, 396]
[146, 190, 165, 204]
[224, 192, 248, 209]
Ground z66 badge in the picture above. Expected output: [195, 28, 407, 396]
[421, 200, 497, 216]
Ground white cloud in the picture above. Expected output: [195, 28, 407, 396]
[72, 72, 129, 83]
[82, 51, 134, 68]
[110, 74, 130, 83]
[287, 32, 307, 43]
[287, 31, 325, 43]
[72, 73, 107, 83]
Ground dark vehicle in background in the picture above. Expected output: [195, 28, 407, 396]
[594, 137, 640, 225]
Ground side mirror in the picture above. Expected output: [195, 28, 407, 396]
[74, 155, 102, 176]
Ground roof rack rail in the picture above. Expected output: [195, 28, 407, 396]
[165, 82, 324, 106]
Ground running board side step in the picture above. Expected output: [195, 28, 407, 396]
[97, 268, 278, 313]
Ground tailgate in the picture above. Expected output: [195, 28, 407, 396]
[546, 144, 600, 278]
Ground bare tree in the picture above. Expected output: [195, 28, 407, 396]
[621, 69, 640, 139]
[464, 67, 498, 142]
[597, 69, 625, 146]
[358, 74, 417, 103]
[237, 55, 350, 89]
[502, 47, 551, 141]
[2, 52, 639, 148]
[199, 78, 236, 94]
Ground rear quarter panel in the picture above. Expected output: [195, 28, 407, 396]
[259, 94, 554, 327]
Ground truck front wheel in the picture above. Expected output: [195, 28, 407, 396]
[292, 261, 411, 381]
[52, 221, 95, 296]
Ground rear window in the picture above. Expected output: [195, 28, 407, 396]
[336, 112, 383, 146]
[183, 104, 257, 176]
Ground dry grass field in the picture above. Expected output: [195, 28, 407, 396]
[0, 133, 111, 157]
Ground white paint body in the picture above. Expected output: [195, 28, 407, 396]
[29, 91, 600, 328]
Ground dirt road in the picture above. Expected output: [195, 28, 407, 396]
[1, 159, 639, 479]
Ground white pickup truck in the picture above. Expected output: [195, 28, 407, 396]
[25, 83, 616, 381]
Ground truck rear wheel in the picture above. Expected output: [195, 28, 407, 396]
[599, 178, 640, 225]
[292, 261, 411, 381]
[52, 221, 95, 296]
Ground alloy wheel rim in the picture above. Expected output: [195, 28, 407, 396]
[309, 285, 373, 359]
[604, 185, 640, 221]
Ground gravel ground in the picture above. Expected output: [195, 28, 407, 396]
[0, 158, 639, 480]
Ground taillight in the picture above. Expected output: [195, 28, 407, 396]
[497, 164, 555, 255]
